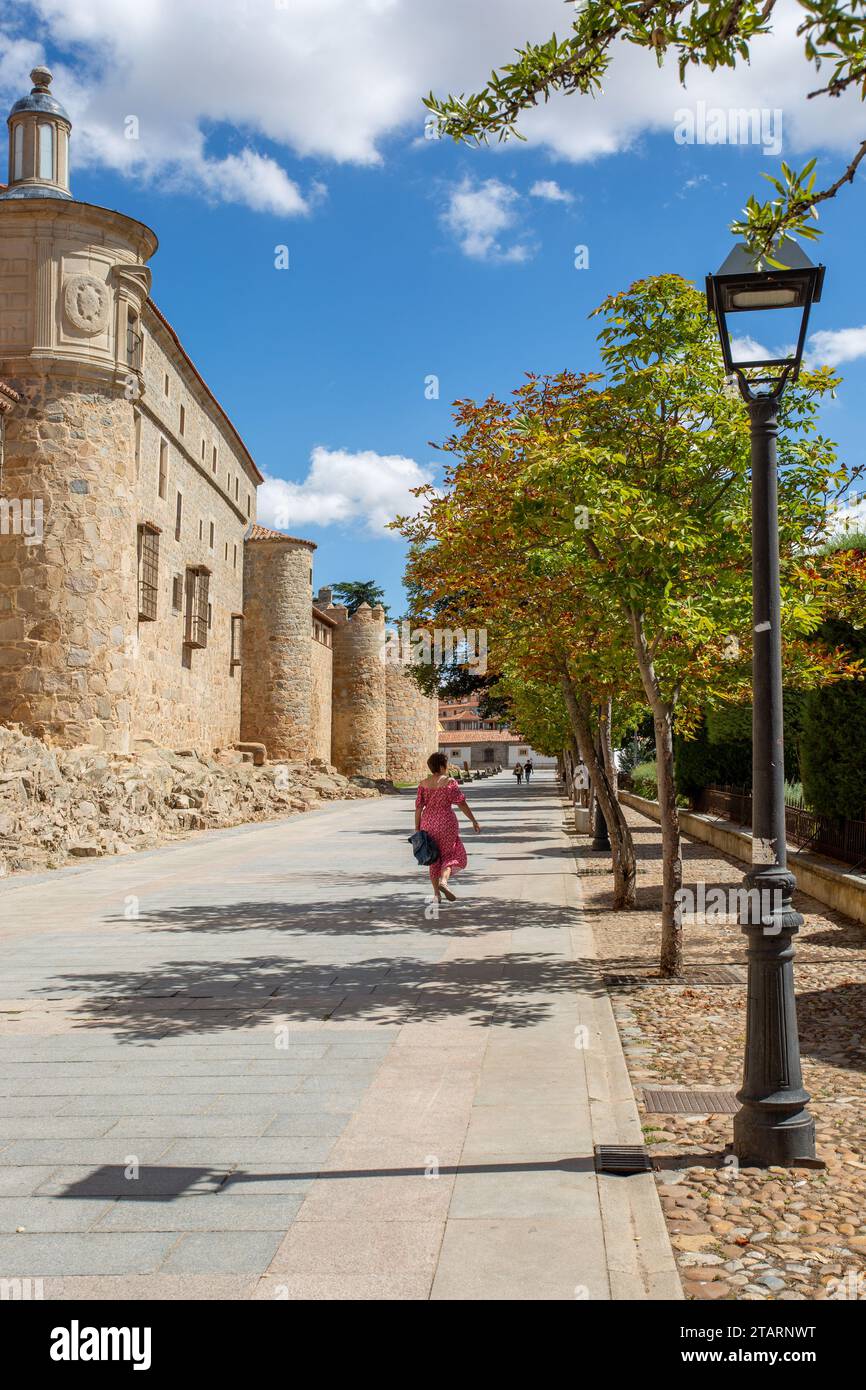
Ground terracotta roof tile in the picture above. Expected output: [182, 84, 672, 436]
[439, 729, 524, 745]
[245, 523, 316, 549]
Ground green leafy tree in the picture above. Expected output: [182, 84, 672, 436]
[425, 1, 866, 260]
[331, 580, 389, 617]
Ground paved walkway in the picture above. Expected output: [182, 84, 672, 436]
[0, 769, 679, 1300]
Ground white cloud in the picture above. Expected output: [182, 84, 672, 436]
[257, 446, 435, 537]
[0, 0, 859, 215]
[529, 179, 573, 203]
[730, 335, 771, 362]
[441, 176, 533, 263]
[806, 326, 866, 369]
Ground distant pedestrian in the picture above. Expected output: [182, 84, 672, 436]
[414, 752, 480, 903]
[513, 761, 524, 786]
[524, 759, 534, 783]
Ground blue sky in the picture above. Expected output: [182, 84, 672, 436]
[2, 2, 865, 612]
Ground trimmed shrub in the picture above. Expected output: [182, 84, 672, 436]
[630, 760, 658, 799]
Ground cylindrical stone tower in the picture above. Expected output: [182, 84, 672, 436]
[330, 602, 387, 779]
[385, 662, 440, 784]
[240, 527, 315, 760]
[0, 68, 156, 750]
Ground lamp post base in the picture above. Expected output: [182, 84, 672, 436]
[732, 868, 818, 1168]
[733, 1106, 817, 1169]
[591, 799, 610, 852]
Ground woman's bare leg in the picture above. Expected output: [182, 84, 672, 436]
[440, 867, 456, 901]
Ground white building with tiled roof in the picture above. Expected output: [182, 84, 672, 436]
[437, 694, 556, 770]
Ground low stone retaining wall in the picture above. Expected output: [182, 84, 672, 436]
[620, 790, 866, 927]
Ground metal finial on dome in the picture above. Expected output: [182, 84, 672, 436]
[30, 66, 53, 91]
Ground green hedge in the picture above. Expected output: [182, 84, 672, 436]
[675, 695, 805, 801]
[799, 618, 866, 820]
[674, 715, 751, 799]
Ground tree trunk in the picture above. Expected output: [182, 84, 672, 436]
[560, 671, 637, 909]
[628, 611, 683, 976]
[599, 698, 618, 797]
[653, 707, 683, 976]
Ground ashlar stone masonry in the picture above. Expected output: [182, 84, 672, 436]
[0, 67, 437, 781]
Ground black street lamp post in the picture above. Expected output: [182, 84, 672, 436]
[591, 721, 611, 851]
[591, 791, 611, 852]
[706, 240, 825, 1168]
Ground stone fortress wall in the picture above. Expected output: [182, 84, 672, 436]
[129, 304, 259, 753]
[0, 191, 155, 752]
[329, 601, 388, 779]
[385, 661, 441, 784]
[0, 67, 439, 782]
[240, 533, 314, 761]
[309, 607, 334, 764]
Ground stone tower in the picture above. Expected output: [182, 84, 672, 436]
[330, 602, 387, 778]
[385, 661, 441, 784]
[0, 68, 156, 749]
[240, 526, 315, 760]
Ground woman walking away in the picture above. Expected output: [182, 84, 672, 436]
[415, 753, 480, 902]
[524, 758, 534, 784]
[513, 760, 524, 787]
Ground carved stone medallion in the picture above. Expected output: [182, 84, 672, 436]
[63, 274, 109, 334]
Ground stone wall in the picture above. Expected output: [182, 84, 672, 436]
[241, 536, 314, 760]
[0, 196, 155, 750]
[330, 602, 387, 779]
[0, 376, 139, 749]
[310, 629, 333, 763]
[385, 663, 440, 784]
[130, 307, 254, 752]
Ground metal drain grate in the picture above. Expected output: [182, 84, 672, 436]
[594, 1144, 653, 1174]
[604, 965, 747, 987]
[687, 966, 748, 984]
[642, 1088, 739, 1115]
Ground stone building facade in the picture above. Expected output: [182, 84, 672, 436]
[0, 67, 438, 781]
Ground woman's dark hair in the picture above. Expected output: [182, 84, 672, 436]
[427, 751, 448, 774]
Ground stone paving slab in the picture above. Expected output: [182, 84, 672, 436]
[0, 770, 679, 1299]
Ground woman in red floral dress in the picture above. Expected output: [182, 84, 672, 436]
[414, 752, 480, 901]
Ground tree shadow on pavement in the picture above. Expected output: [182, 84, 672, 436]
[39, 890, 606, 1040]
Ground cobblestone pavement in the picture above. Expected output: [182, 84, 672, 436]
[0, 771, 677, 1300]
[577, 805, 866, 1302]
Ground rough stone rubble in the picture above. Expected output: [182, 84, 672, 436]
[0, 723, 382, 877]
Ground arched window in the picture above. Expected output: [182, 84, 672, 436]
[12, 124, 23, 181]
[38, 124, 54, 181]
[57, 127, 68, 187]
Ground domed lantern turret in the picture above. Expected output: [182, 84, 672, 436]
[2, 66, 72, 200]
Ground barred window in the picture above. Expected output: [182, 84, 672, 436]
[184, 567, 210, 649]
[137, 524, 160, 622]
[172, 574, 183, 611]
[158, 438, 168, 499]
[231, 613, 243, 667]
